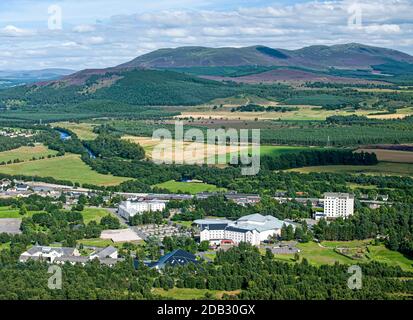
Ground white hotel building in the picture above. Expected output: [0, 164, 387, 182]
[323, 193, 355, 219]
[118, 200, 167, 219]
[195, 214, 294, 246]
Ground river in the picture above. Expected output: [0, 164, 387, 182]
[56, 129, 96, 158]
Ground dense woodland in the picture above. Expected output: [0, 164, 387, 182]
[231, 104, 299, 112]
[0, 135, 33, 152]
[260, 150, 378, 170]
[92, 116, 413, 147]
[0, 67, 412, 123]
[0, 242, 411, 300]
[85, 135, 145, 160]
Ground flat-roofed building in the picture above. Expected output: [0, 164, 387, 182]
[224, 193, 261, 206]
[324, 192, 354, 219]
[118, 200, 167, 219]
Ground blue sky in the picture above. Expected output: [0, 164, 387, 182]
[1, 0, 412, 70]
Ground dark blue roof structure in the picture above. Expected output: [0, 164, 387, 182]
[145, 249, 198, 269]
[201, 223, 228, 231]
[225, 226, 250, 233]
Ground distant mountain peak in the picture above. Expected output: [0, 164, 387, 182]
[117, 43, 413, 70]
[26, 43, 413, 88]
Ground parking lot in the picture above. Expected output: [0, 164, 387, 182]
[135, 224, 192, 241]
[261, 241, 300, 255]
[0, 219, 22, 234]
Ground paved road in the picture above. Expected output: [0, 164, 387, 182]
[130, 226, 149, 241]
[98, 207, 147, 240]
[104, 207, 127, 223]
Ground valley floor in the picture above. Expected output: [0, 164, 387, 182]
[0, 153, 130, 186]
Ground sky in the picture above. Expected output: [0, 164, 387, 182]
[1, 0, 413, 70]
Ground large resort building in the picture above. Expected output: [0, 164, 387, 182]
[195, 214, 294, 246]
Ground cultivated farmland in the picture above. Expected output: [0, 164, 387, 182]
[0, 153, 130, 186]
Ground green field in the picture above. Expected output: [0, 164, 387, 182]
[321, 240, 372, 248]
[272, 241, 413, 272]
[347, 183, 379, 190]
[295, 242, 355, 265]
[53, 122, 98, 140]
[77, 238, 115, 248]
[259, 145, 321, 157]
[152, 288, 240, 300]
[0, 206, 21, 219]
[173, 220, 193, 228]
[153, 180, 226, 194]
[0, 144, 57, 163]
[288, 162, 413, 176]
[182, 104, 388, 121]
[0, 242, 10, 250]
[0, 206, 117, 224]
[367, 245, 413, 272]
[77, 237, 142, 248]
[80, 207, 115, 224]
[0, 206, 43, 219]
[0, 153, 130, 186]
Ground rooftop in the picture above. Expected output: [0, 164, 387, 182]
[197, 214, 293, 233]
[194, 218, 232, 225]
[324, 192, 354, 199]
[93, 246, 117, 259]
[147, 249, 198, 269]
[26, 246, 76, 256]
[235, 214, 292, 232]
[0, 218, 22, 234]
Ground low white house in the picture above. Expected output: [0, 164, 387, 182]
[0, 179, 11, 191]
[19, 246, 80, 263]
[196, 214, 294, 246]
[15, 183, 29, 192]
[118, 200, 167, 219]
[19, 245, 120, 266]
[89, 246, 118, 260]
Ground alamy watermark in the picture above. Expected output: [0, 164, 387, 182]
[48, 265, 62, 290]
[347, 265, 362, 290]
[347, 2, 363, 29]
[48, 4, 63, 30]
[151, 121, 260, 175]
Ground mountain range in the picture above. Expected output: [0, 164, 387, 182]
[119, 43, 413, 70]
[54, 43, 413, 86]
[1, 43, 413, 112]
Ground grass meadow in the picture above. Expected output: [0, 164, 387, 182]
[0, 153, 130, 186]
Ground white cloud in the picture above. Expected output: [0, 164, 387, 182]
[73, 25, 96, 33]
[0, 0, 412, 70]
[363, 24, 401, 34]
[61, 41, 81, 48]
[0, 25, 35, 37]
[146, 28, 188, 38]
[82, 36, 105, 45]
